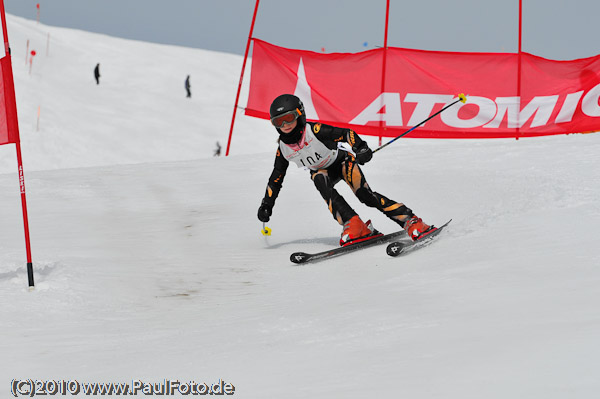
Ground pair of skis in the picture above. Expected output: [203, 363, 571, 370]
[290, 220, 452, 264]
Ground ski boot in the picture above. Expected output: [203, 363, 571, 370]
[405, 215, 437, 241]
[340, 215, 376, 246]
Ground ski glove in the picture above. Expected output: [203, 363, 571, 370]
[354, 143, 373, 165]
[257, 201, 273, 222]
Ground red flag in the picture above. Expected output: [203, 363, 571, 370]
[0, 5, 19, 145]
[246, 39, 600, 138]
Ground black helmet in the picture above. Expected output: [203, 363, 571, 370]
[269, 94, 306, 127]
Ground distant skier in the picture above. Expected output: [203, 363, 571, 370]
[94, 63, 100, 85]
[185, 75, 191, 98]
[257, 94, 437, 246]
[214, 141, 221, 157]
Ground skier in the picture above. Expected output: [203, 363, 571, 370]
[257, 94, 437, 246]
[94, 63, 100, 85]
[185, 75, 191, 98]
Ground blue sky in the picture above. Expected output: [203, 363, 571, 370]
[4, 0, 599, 60]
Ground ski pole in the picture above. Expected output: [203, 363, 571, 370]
[373, 93, 467, 154]
[261, 222, 272, 236]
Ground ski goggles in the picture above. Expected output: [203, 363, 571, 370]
[270, 108, 302, 128]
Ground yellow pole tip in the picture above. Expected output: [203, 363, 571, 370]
[458, 93, 467, 103]
[261, 226, 272, 236]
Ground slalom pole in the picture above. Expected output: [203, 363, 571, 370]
[16, 142, 34, 288]
[373, 93, 467, 154]
[1, 0, 34, 289]
[261, 222, 272, 236]
[225, 0, 260, 156]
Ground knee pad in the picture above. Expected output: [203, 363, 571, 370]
[355, 187, 380, 207]
[312, 172, 328, 190]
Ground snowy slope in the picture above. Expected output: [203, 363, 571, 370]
[0, 15, 272, 174]
[1, 15, 600, 399]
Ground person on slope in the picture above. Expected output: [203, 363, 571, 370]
[257, 94, 437, 246]
[94, 63, 101, 85]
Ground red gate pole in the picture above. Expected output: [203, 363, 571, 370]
[0, 0, 34, 288]
[16, 142, 34, 288]
[516, 0, 522, 140]
[226, 0, 260, 156]
[378, 0, 391, 146]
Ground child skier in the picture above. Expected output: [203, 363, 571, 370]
[257, 94, 436, 246]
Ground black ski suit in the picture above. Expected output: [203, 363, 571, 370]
[260, 122, 415, 227]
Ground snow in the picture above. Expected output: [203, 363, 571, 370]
[1, 14, 600, 399]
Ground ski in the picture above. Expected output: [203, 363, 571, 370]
[386, 220, 452, 257]
[290, 230, 407, 264]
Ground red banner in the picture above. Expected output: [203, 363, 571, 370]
[246, 39, 600, 138]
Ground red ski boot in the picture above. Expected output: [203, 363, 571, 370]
[340, 215, 376, 246]
[404, 215, 437, 241]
